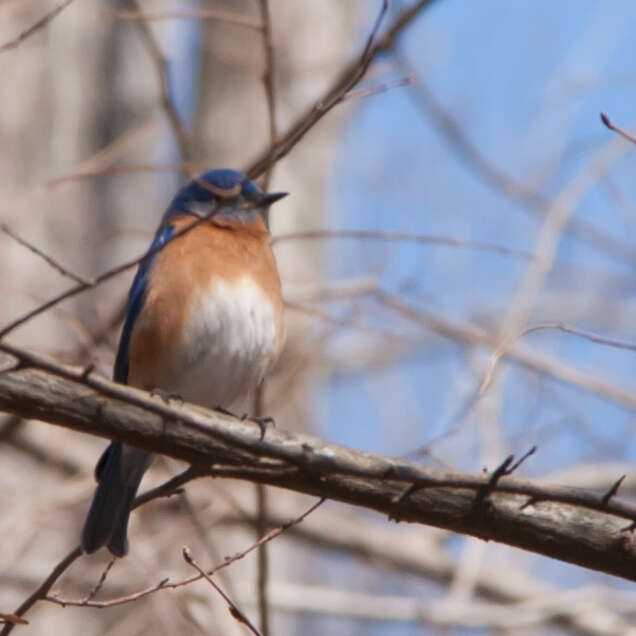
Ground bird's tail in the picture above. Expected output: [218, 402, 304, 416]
[81, 442, 153, 557]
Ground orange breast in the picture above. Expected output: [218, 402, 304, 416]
[127, 214, 284, 399]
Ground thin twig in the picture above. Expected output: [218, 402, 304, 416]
[396, 53, 636, 265]
[601, 112, 636, 145]
[343, 76, 413, 101]
[46, 117, 157, 186]
[48, 162, 204, 185]
[247, 0, 420, 179]
[0, 214, 211, 339]
[0, 547, 82, 636]
[0, 0, 76, 53]
[106, 8, 261, 29]
[183, 547, 263, 636]
[132, 465, 207, 508]
[43, 499, 325, 609]
[271, 229, 534, 259]
[480, 321, 636, 396]
[257, 0, 277, 191]
[2, 1, 434, 343]
[0, 466, 207, 633]
[130, 0, 191, 168]
[371, 287, 636, 413]
[81, 559, 116, 603]
[0, 223, 92, 285]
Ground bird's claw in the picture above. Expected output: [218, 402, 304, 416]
[151, 388, 184, 405]
[215, 407, 274, 440]
[249, 415, 275, 441]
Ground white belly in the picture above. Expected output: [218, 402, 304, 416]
[164, 277, 282, 408]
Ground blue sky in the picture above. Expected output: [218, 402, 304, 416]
[321, 0, 636, 465]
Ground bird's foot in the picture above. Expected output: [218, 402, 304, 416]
[215, 406, 274, 440]
[245, 414, 275, 441]
[150, 388, 184, 405]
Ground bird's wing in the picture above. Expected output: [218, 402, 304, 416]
[113, 224, 175, 384]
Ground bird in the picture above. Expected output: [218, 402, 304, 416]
[81, 168, 287, 557]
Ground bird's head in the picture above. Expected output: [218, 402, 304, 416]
[163, 169, 287, 228]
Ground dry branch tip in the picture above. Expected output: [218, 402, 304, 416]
[602, 475, 626, 505]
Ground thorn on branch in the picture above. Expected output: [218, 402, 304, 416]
[474, 447, 537, 509]
[602, 475, 626, 505]
[80, 363, 95, 380]
[519, 496, 540, 511]
[508, 445, 537, 473]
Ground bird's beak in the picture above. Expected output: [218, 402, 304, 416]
[261, 192, 288, 206]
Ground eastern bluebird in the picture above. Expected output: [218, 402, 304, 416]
[81, 169, 287, 556]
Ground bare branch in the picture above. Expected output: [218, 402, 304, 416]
[0, 547, 82, 636]
[601, 111, 636, 145]
[220, 499, 632, 635]
[0, 0, 76, 53]
[246, 0, 433, 179]
[81, 559, 116, 604]
[0, 223, 92, 285]
[480, 321, 636, 396]
[183, 547, 263, 636]
[257, 0, 277, 191]
[42, 499, 324, 611]
[343, 76, 413, 101]
[105, 8, 262, 29]
[397, 54, 636, 265]
[372, 287, 636, 412]
[0, 214, 210, 339]
[271, 229, 534, 259]
[0, 346, 635, 582]
[238, 582, 636, 632]
[0, 1, 435, 343]
[0, 464, 208, 633]
[129, 0, 191, 167]
[48, 162, 203, 185]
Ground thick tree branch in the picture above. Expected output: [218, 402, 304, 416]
[0, 347, 635, 582]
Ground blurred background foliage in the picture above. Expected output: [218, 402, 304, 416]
[1, 0, 636, 634]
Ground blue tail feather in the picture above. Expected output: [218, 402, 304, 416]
[81, 442, 152, 556]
